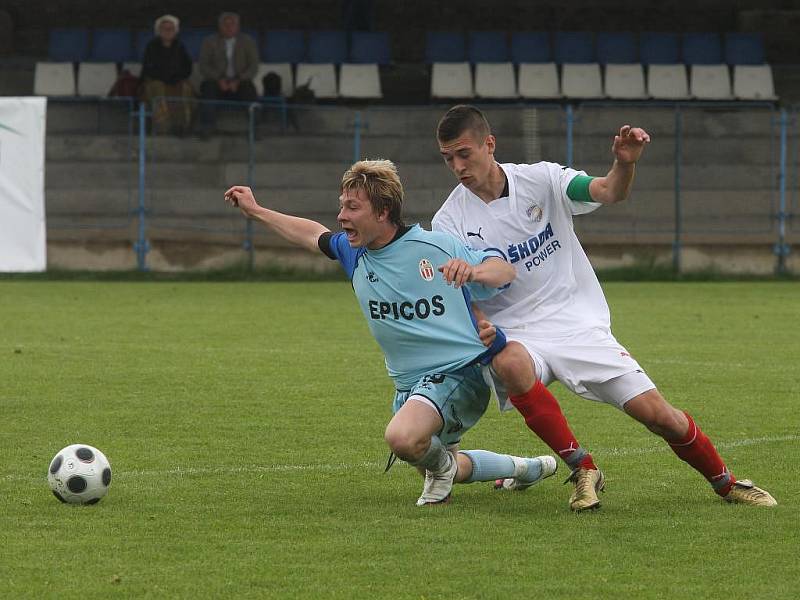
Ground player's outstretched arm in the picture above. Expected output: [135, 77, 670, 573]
[224, 185, 329, 253]
[439, 257, 515, 289]
[589, 125, 651, 205]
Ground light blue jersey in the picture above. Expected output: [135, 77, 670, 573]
[323, 224, 507, 390]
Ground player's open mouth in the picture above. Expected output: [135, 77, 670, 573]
[343, 228, 358, 241]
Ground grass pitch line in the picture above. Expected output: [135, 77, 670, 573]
[593, 433, 800, 457]
[5, 434, 797, 484]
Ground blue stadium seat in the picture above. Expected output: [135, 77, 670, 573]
[262, 30, 305, 63]
[49, 28, 90, 62]
[468, 31, 509, 63]
[511, 32, 551, 63]
[425, 32, 467, 63]
[640, 32, 680, 65]
[90, 29, 132, 62]
[180, 28, 215, 61]
[596, 32, 637, 64]
[134, 30, 153, 60]
[683, 33, 723, 65]
[554, 31, 594, 64]
[725, 32, 765, 65]
[307, 30, 348, 64]
[350, 32, 391, 65]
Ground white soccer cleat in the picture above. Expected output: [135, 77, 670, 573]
[416, 451, 458, 506]
[494, 455, 558, 491]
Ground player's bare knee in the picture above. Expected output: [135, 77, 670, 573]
[384, 426, 427, 461]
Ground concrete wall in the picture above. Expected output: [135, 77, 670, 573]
[43, 103, 799, 274]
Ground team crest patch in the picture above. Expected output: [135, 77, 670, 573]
[419, 259, 435, 281]
[527, 203, 543, 222]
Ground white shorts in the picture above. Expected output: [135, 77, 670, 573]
[487, 327, 656, 411]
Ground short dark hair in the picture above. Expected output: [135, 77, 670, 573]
[436, 104, 492, 143]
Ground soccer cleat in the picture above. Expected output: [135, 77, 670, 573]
[416, 451, 458, 506]
[723, 480, 777, 507]
[493, 455, 558, 491]
[564, 467, 605, 512]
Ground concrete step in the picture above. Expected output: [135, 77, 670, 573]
[45, 131, 780, 166]
[43, 101, 781, 138]
[45, 157, 785, 192]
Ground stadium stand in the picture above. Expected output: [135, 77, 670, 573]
[179, 28, 214, 61]
[725, 32, 766, 65]
[469, 31, 515, 99]
[647, 64, 690, 99]
[605, 64, 647, 99]
[561, 63, 604, 98]
[640, 32, 681, 65]
[518, 62, 560, 98]
[350, 32, 391, 65]
[77, 63, 117, 96]
[553, 31, 595, 64]
[427, 32, 471, 99]
[683, 32, 723, 65]
[33, 62, 76, 96]
[307, 30, 348, 64]
[596, 32, 638, 64]
[339, 64, 382, 98]
[255, 63, 294, 96]
[48, 28, 90, 62]
[261, 30, 306, 63]
[295, 63, 338, 98]
[511, 32, 559, 99]
[425, 31, 467, 63]
[733, 65, 777, 100]
[90, 29, 133, 63]
[339, 32, 389, 99]
[690, 64, 733, 99]
[511, 32, 551, 64]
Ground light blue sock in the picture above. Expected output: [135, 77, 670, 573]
[408, 436, 450, 473]
[461, 450, 516, 483]
[461, 451, 545, 484]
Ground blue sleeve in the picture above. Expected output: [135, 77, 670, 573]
[326, 232, 364, 279]
[449, 243, 508, 301]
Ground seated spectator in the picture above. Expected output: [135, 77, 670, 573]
[197, 12, 258, 136]
[139, 14, 194, 135]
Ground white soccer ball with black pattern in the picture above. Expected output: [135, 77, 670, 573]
[47, 444, 112, 505]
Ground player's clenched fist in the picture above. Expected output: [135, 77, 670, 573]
[438, 258, 473, 288]
[224, 185, 260, 218]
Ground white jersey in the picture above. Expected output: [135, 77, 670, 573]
[432, 162, 610, 338]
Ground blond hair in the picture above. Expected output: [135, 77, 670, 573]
[340, 159, 405, 227]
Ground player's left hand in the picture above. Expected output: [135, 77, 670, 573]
[477, 319, 496, 347]
[612, 125, 651, 165]
[439, 258, 473, 288]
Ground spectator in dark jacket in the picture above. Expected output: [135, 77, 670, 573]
[139, 14, 195, 135]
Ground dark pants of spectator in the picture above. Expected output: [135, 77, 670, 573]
[198, 79, 258, 133]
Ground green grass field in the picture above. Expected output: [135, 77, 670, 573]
[1, 281, 797, 599]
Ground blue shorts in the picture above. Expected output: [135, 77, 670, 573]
[392, 364, 490, 446]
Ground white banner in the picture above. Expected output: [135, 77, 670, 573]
[0, 97, 47, 272]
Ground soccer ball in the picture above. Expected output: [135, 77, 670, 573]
[47, 444, 112, 505]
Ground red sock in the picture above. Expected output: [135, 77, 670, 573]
[667, 412, 735, 496]
[510, 380, 597, 471]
